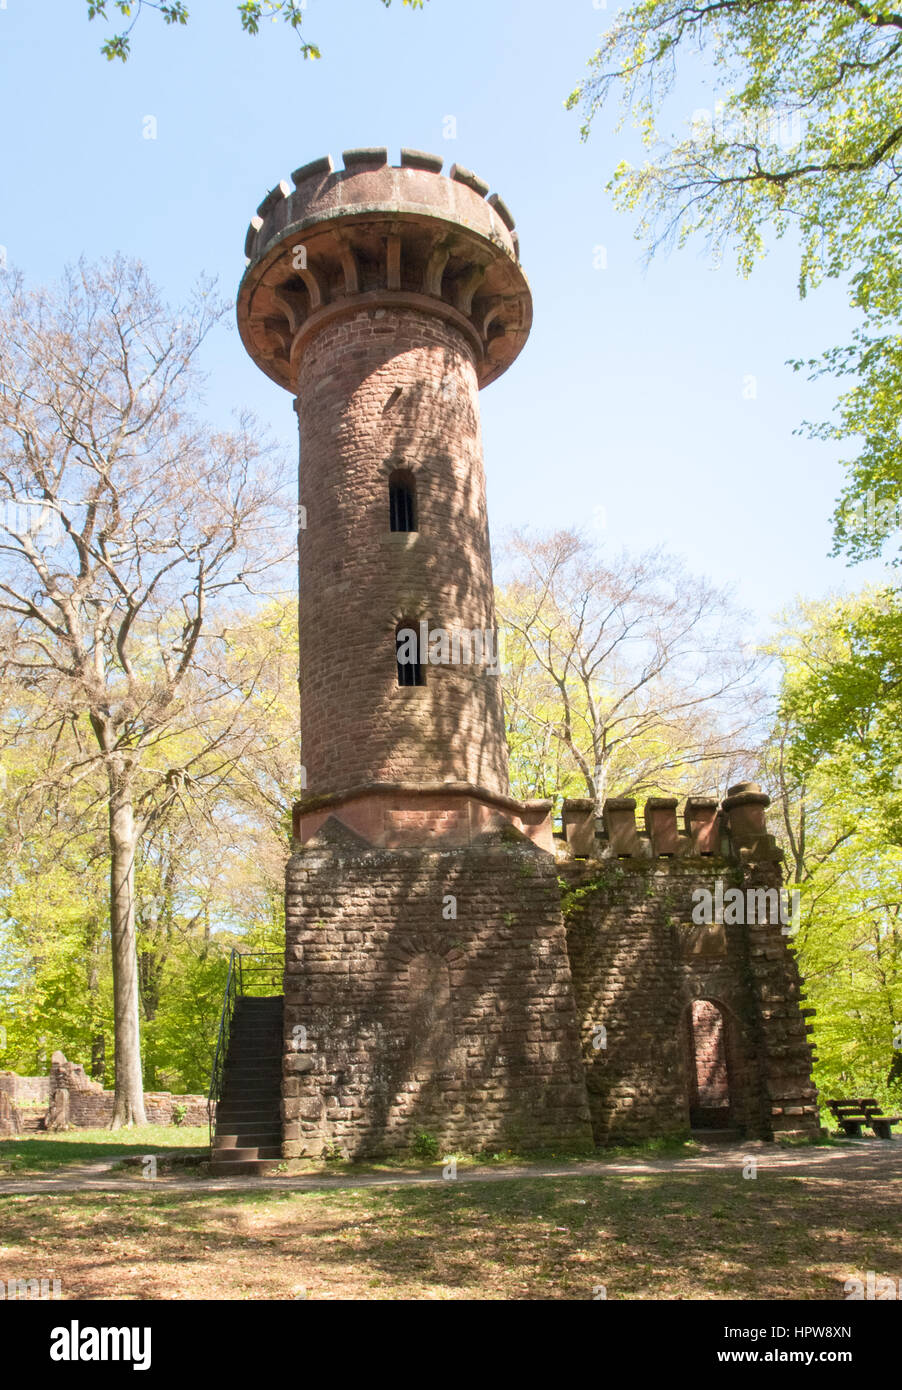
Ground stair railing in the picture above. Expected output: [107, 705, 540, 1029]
[207, 949, 283, 1148]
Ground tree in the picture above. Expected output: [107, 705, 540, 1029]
[763, 593, 902, 1105]
[0, 595, 300, 1097]
[497, 529, 762, 811]
[567, 1, 902, 563]
[0, 257, 291, 1124]
[775, 589, 902, 845]
[84, 0, 425, 62]
[569, 1, 902, 279]
[0, 725, 112, 1080]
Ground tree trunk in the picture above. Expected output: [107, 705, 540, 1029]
[85, 913, 106, 1085]
[888, 1047, 902, 1089]
[108, 772, 147, 1127]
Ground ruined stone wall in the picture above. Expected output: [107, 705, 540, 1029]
[282, 818, 593, 1158]
[0, 1056, 207, 1131]
[61, 1089, 207, 1129]
[561, 857, 767, 1140]
[0, 1072, 50, 1105]
[0, 1090, 20, 1136]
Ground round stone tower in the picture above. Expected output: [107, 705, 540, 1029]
[238, 147, 535, 834]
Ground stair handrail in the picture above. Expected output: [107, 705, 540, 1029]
[207, 949, 284, 1148]
[208, 948, 239, 1147]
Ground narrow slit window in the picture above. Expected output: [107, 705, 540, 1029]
[389, 469, 417, 533]
[396, 621, 425, 686]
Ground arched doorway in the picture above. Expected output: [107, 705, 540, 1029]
[685, 999, 732, 1130]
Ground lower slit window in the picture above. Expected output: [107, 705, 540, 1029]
[396, 622, 426, 686]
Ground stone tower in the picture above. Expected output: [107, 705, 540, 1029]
[239, 148, 595, 1157]
[237, 148, 818, 1159]
[239, 147, 530, 809]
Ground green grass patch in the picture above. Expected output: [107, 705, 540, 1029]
[0, 1125, 209, 1177]
[269, 1132, 700, 1181]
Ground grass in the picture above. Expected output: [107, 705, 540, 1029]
[0, 1127, 840, 1183]
[2, 1127, 705, 1182]
[0, 1164, 897, 1299]
[201, 1132, 704, 1182]
[0, 1126, 209, 1177]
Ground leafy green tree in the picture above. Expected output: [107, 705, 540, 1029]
[568, 1, 902, 561]
[0, 710, 112, 1077]
[85, 0, 425, 62]
[776, 589, 902, 845]
[763, 592, 902, 1109]
[0, 597, 298, 1095]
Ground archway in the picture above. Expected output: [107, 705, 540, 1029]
[685, 999, 732, 1130]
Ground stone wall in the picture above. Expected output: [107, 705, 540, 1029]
[281, 784, 818, 1157]
[0, 1090, 20, 1136]
[282, 816, 594, 1158]
[60, 1089, 207, 1129]
[0, 1071, 50, 1105]
[0, 1055, 207, 1132]
[559, 787, 819, 1143]
[562, 857, 766, 1140]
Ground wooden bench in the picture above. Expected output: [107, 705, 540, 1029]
[828, 1098, 901, 1140]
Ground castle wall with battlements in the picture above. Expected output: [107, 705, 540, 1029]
[281, 787, 819, 1157]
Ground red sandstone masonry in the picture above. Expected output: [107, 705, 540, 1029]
[238, 154, 818, 1158]
[282, 820, 593, 1158]
[239, 152, 530, 804]
[688, 1000, 730, 1108]
[295, 307, 508, 796]
[559, 789, 818, 1143]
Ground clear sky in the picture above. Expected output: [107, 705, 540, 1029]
[0, 0, 886, 638]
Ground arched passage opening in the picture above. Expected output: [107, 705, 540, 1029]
[685, 998, 733, 1130]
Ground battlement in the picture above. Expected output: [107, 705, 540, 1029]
[559, 783, 781, 865]
[237, 147, 532, 392]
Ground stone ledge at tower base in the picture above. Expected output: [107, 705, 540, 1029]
[292, 782, 554, 853]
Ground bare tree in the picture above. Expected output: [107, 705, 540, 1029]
[0, 257, 292, 1124]
[497, 529, 763, 810]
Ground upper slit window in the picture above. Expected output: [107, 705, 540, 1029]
[389, 469, 417, 533]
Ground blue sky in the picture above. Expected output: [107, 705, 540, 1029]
[0, 0, 886, 637]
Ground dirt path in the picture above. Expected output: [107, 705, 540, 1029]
[1, 1138, 899, 1196]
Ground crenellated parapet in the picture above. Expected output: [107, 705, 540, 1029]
[559, 782, 783, 864]
[560, 782, 819, 1142]
[238, 147, 532, 393]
